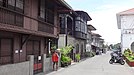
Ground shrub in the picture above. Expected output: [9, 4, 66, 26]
[60, 45, 73, 56]
[60, 45, 74, 66]
[124, 48, 132, 57]
[124, 48, 134, 61]
[75, 53, 80, 62]
[85, 52, 95, 57]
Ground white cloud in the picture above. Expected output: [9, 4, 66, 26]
[88, 4, 134, 44]
[65, 0, 134, 44]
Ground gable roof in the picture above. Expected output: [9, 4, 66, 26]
[116, 8, 134, 29]
[75, 11, 92, 21]
[87, 24, 96, 31]
[117, 8, 134, 15]
[91, 33, 101, 37]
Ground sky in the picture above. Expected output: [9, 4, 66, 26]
[65, 0, 134, 45]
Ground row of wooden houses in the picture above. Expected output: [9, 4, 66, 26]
[0, 0, 104, 75]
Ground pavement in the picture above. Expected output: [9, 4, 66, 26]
[46, 51, 134, 75]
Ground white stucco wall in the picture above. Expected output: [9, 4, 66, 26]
[120, 15, 134, 51]
[67, 35, 76, 53]
[122, 34, 134, 51]
[58, 34, 86, 53]
[86, 44, 91, 52]
[58, 34, 66, 48]
[121, 15, 134, 29]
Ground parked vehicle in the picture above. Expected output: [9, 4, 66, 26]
[96, 49, 102, 55]
[109, 50, 125, 65]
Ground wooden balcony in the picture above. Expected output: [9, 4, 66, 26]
[0, 6, 23, 27]
[38, 22, 54, 34]
[0, 6, 57, 38]
[75, 31, 87, 39]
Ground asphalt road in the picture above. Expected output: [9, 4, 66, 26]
[46, 51, 134, 75]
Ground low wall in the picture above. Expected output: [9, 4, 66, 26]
[0, 61, 30, 75]
[44, 58, 53, 73]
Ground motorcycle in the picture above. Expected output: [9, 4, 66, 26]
[109, 50, 125, 65]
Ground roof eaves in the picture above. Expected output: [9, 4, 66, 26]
[59, 0, 73, 10]
[87, 24, 96, 31]
[117, 8, 134, 15]
[116, 14, 121, 29]
[75, 11, 92, 21]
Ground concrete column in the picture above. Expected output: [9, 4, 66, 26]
[29, 55, 34, 75]
[43, 54, 46, 74]
[65, 15, 68, 46]
[58, 53, 61, 67]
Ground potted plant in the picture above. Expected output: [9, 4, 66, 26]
[124, 49, 134, 67]
[61, 55, 68, 67]
[75, 53, 80, 62]
[60, 45, 73, 67]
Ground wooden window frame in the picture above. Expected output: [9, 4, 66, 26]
[38, 0, 54, 25]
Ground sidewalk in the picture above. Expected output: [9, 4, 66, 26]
[45, 59, 86, 75]
[45, 59, 81, 75]
[36, 58, 86, 75]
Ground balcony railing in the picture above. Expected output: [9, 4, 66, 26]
[38, 22, 54, 34]
[0, 6, 56, 35]
[0, 6, 23, 27]
[75, 31, 87, 39]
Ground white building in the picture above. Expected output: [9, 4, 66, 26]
[117, 8, 134, 52]
[91, 33, 103, 52]
[86, 24, 96, 52]
[91, 33, 102, 47]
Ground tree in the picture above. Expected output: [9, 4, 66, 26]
[109, 44, 114, 49]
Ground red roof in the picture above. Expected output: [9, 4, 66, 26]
[118, 8, 134, 15]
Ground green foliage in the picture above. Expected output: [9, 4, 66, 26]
[75, 53, 80, 61]
[61, 55, 69, 63]
[124, 48, 132, 57]
[126, 57, 134, 62]
[60, 45, 73, 56]
[51, 45, 57, 50]
[85, 52, 95, 57]
[124, 48, 134, 62]
[108, 43, 121, 50]
[60, 45, 73, 65]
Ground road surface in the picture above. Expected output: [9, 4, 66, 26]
[46, 51, 134, 75]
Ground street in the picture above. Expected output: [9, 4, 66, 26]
[46, 51, 134, 75]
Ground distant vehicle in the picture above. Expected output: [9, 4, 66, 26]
[109, 50, 125, 65]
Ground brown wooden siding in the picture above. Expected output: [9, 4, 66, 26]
[26, 40, 40, 60]
[0, 6, 23, 27]
[38, 22, 54, 34]
[0, 38, 13, 65]
[0, 0, 59, 38]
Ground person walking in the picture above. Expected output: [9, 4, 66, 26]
[52, 50, 59, 71]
